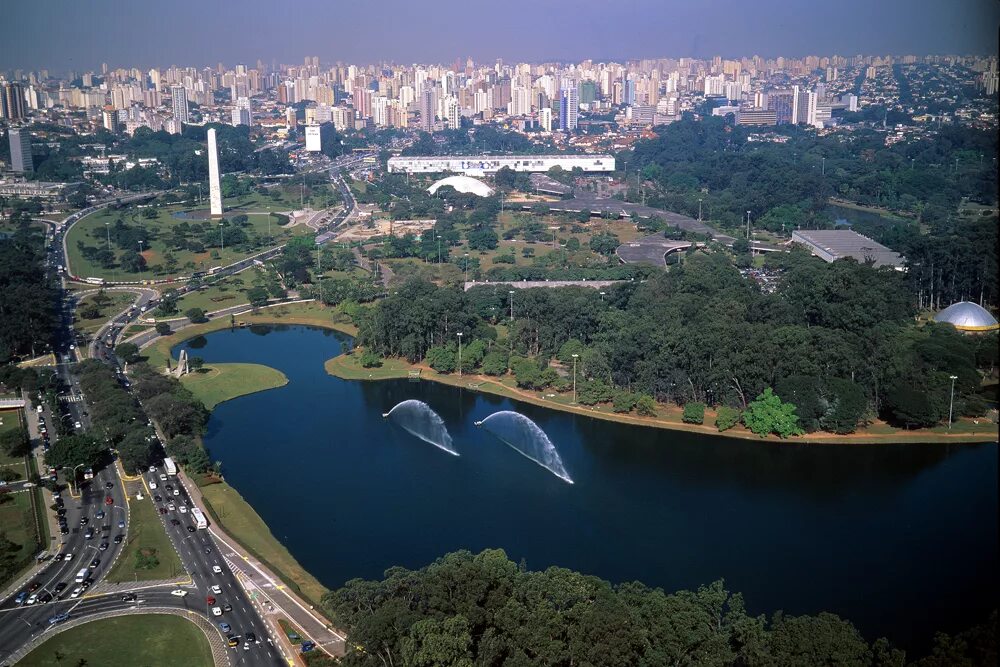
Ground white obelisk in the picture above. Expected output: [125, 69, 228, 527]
[207, 128, 223, 217]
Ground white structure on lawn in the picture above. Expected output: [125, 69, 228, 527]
[207, 128, 223, 217]
[427, 175, 494, 197]
[388, 154, 615, 176]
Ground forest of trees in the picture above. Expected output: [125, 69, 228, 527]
[323, 548, 996, 667]
[0, 224, 58, 363]
[355, 249, 995, 435]
[625, 118, 998, 309]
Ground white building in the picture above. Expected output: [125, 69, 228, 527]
[304, 124, 322, 151]
[388, 154, 615, 177]
[539, 107, 552, 132]
[231, 96, 251, 126]
[170, 85, 188, 125]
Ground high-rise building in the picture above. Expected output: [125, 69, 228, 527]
[2, 82, 28, 120]
[539, 107, 552, 132]
[231, 96, 252, 126]
[419, 87, 435, 131]
[8, 128, 33, 172]
[170, 85, 189, 125]
[304, 124, 322, 151]
[559, 84, 578, 132]
[207, 128, 223, 217]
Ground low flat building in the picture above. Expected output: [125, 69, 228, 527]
[791, 229, 905, 270]
[388, 154, 615, 176]
[0, 180, 81, 200]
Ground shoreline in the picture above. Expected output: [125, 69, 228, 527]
[324, 350, 998, 446]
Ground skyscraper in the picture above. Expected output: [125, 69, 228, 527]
[170, 85, 189, 125]
[9, 128, 33, 172]
[2, 82, 28, 120]
[207, 128, 223, 217]
[559, 84, 578, 132]
[419, 87, 435, 131]
[231, 96, 252, 126]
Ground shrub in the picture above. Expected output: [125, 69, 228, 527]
[682, 402, 706, 424]
[612, 391, 638, 413]
[359, 349, 382, 368]
[635, 395, 657, 417]
[715, 406, 741, 432]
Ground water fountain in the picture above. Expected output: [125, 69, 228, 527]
[383, 400, 459, 456]
[476, 411, 573, 484]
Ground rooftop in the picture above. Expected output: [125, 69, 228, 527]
[791, 229, 905, 269]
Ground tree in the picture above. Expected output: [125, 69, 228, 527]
[820, 378, 868, 434]
[743, 388, 803, 438]
[119, 250, 146, 273]
[154, 322, 171, 336]
[715, 406, 741, 432]
[46, 434, 105, 470]
[884, 385, 939, 429]
[185, 307, 208, 324]
[425, 346, 456, 373]
[467, 228, 499, 251]
[682, 402, 706, 424]
[115, 342, 140, 363]
[481, 350, 508, 376]
[589, 232, 620, 256]
[635, 394, 657, 417]
[360, 349, 382, 368]
[0, 427, 29, 458]
[246, 286, 269, 308]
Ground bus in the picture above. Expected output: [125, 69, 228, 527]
[190, 506, 207, 529]
[163, 457, 177, 476]
[84, 277, 106, 286]
[208, 266, 223, 275]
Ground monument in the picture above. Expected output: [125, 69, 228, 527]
[207, 128, 223, 217]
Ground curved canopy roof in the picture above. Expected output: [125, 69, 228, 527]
[933, 301, 999, 332]
[427, 175, 494, 197]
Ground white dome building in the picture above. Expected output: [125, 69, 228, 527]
[427, 175, 494, 197]
[933, 301, 999, 332]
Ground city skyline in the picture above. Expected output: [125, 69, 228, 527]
[1, 0, 997, 72]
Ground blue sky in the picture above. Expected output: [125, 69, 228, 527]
[2, 0, 997, 71]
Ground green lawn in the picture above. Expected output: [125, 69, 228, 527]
[65, 198, 312, 281]
[155, 279, 250, 319]
[199, 480, 329, 606]
[0, 409, 25, 466]
[105, 490, 185, 583]
[180, 363, 288, 410]
[73, 290, 135, 335]
[20, 614, 213, 667]
[0, 491, 40, 567]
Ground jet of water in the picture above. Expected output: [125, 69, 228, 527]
[383, 400, 459, 456]
[475, 411, 573, 484]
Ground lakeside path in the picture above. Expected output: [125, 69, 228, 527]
[325, 353, 999, 446]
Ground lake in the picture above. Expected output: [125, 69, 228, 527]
[176, 324, 998, 653]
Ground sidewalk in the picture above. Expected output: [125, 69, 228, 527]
[21, 395, 62, 553]
[176, 469, 347, 658]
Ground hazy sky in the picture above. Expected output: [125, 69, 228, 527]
[2, 0, 997, 72]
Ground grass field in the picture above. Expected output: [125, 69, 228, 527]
[73, 290, 135, 335]
[180, 363, 288, 410]
[105, 491, 185, 583]
[163, 280, 249, 318]
[198, 480, 329, 606]
[65, 198, 313, 281]
[0, 491, 39, 565]
[20, 614, 213, 667]
[0, 409, 25, 466]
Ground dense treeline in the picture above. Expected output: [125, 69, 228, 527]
[626, 118, 998, 308]
[0, 225, 58, 363]
[358, 250, 994, 434]
[324, 548, 996, 667]
[628, 118, 996, 228]
[128, 363, 212, 473]
[73, 360, 160, 472]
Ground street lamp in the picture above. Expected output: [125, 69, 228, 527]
[508, 290, 515, 321]
[571, 354, 579, 404]
[821, 157, 826, 176]
[464, 252, 470, 284]
[69, 463, 86, 496]
[948, 375, 958, 429]
[105, 222, 111, 252]
[456, 332, 463, 377]
[599, 291, 606, 303]
[698, 198, 703, 222]
[219, 223, 225, 252]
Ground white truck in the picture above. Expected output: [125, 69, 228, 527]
[74, 568, 90, 583]
[191, 507, 208, 529]
[163, 457, 177, 476]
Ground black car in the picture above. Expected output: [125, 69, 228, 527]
[90, 558, 100, 567]
[122, 593, 137, 602]
[54, 582, 67, 592]
[222, 604, 232, 613]
[57, 508, 66, 516]
[105, 482, 114, 489]
[98, 542, 108, 551]
[154, 495, 162, 502]
[59, 526, 69, 535]
[170, 519, 181, 526]
[38, 592, 52, 603]
[79, 517, 89, 525]
[246, 632, 257, 644]
[114, 534, 123, 544]
[186, 526, 196, 533]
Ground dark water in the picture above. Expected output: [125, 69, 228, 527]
[826, 203, 905, 229]
[176, 325, 998, 653]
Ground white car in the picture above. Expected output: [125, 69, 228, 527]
[148, 466, 157, 473]
[149, 481, 157, 489]
[26, 593, 38, 605]
[63, 553, 73, 561]
[159, 474, 167, 481]
[178, 506, 187, 514]
[167, 503, 175, 511]
[212, 565, 222, 574]
[211, 606, 222, 616]
[74, 421, 82, 429]
[70, 587, 83, 599]
[173, 489, 180, 497]
[210, 585, 222, 595]
[170, 589, 188, 597]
